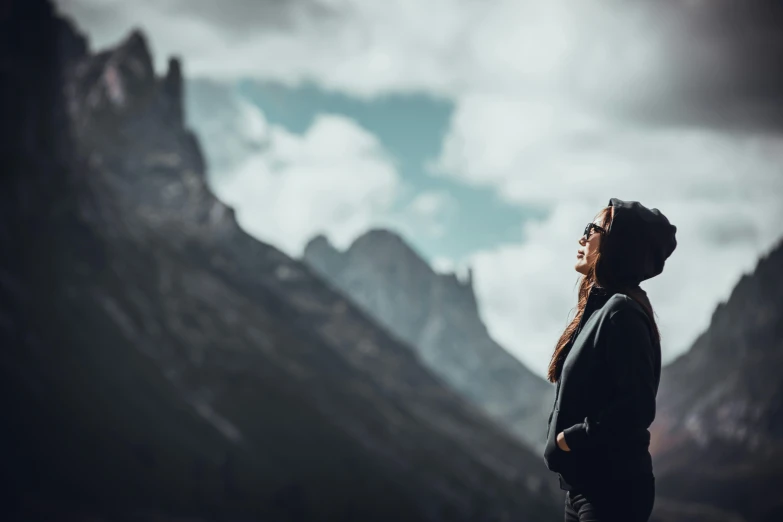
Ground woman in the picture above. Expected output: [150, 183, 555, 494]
[543, 198, 677, 522]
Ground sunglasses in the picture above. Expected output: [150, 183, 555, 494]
[583, 222, 606, 241]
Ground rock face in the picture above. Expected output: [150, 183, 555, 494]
[650, 240, 783, 522]
[303, 231, 555, 452]
[0, 2, 560, 521]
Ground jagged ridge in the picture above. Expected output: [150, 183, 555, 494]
[0, 2, 560, 521]
[651, 238, 783, 522]
[303, 229, 555, 452]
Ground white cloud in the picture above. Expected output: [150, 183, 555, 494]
[186, 85, 455, 258]
[408, 191, 454, 217]
[432, 96, 783, 206]
[57, 0, 673, 103]
[432, 256, 456, 274]
[402, 191, 458, 238]
[186, 81, 271, 176]
[439, 95, 783, 374]
[197, 88, 402, 256]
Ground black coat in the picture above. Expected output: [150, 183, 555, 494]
[543, 286, 661, 491]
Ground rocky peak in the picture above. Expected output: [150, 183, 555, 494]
[348, 229, 428, 268]
[354, 229, 476, 296]
[162, 57, 184, 127]
[303, 233, 344, 280]
[72, 30, 155, 114]
[304, 233, 332, 252]
[704, 239, 783, 359]
[62, 27, 209, 227]
[302, 228, 553, 451]
[68, 28, 189, 152]
[305, 228, 481, 323]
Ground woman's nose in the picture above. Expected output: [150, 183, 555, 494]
[578, 236, 587, 245]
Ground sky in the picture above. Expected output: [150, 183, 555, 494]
[55, 0, 783, 380]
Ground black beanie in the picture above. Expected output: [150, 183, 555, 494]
[597, 198, 678, 286]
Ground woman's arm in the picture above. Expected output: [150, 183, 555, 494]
[560, 306, 657, 451]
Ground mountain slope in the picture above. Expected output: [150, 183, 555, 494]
[0, 3, 559, 521]
[650, 239, 783, 522]
[303, 231, 554, 451]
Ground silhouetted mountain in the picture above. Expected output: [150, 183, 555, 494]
[649, 240, 783, 522]
[0, 2, 560, 521]
[303, 231, 554, 452]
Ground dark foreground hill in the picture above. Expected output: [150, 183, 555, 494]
[0, 2, 559, 521]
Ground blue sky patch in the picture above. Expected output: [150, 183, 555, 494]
[236, 79, 545, 262]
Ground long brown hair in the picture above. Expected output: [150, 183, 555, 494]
[546, 206, 661, 383]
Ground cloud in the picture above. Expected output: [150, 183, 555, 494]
[433, 94, 783, 372]
[623, 0, 783, 133]
[57, 0, 783, 130]
[186, 79, 271, 177]
[185, 82, 455, 257]
[431, 256, 456, 274]
[50, 1, 675, 101]
[430, 95, 783, 206]
[56, 0, 339, 49]
[226, 115, 401, 255]
[186, 83, 403, 256]
[403, 191, 459, 238]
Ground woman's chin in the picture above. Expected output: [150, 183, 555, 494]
[574, 261, 587, 275]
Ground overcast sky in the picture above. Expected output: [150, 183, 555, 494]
[54, 0, 783, 379]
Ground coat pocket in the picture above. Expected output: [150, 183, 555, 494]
[543, 408, 564, 472]
[544, 433, 568, 472]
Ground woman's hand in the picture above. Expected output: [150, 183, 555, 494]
[557, 431, 571, 451]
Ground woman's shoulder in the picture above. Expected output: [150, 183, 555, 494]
[603, 293, 648, 320]
[602, 294, 656, 343]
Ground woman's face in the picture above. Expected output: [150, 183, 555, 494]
[575, 218, 604, 275]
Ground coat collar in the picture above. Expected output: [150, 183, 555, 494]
[584, 284, 614, 317]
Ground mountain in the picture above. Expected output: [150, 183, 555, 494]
[0, 2, 561, 521]
[303, 231, 554, 452]
[301, 224, 783, 522]
[649, 240, 783, 522]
